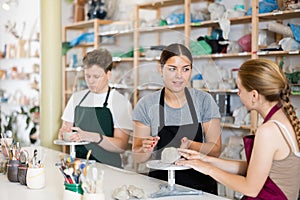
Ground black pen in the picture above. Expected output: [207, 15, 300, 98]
[59, 167, 71, 184]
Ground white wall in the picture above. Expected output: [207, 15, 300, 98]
[0, 0, 40, 49]
[0, 0, 40, 146]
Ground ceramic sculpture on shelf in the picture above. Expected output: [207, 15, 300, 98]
[87, 0, 107, 20]
[87, 0, 117, 20]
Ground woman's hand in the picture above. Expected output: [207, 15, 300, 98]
[176, 148, 212, 175]
[58, 122, 73, 140]
[177, 148, 208, 161]
[176, 158, 212, 175]
[69, 127, 101, 143]
[141, 136, 160, 153]
[180, 137, 192, 149]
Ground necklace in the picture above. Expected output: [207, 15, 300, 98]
[263, 103, 282, 124]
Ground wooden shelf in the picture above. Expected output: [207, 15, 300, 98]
[113, 57, 134, 62]
[99, 29, 134, 36]
[138, 0, 183, 9]
[69, 43, 93, 48]
[259, 9, 300, 21]
[64, 19, 113, 30]
[137, 0, 213, 9]
[138, 24, 185, 33]
[257, 50, 300, 56]
[191, 15, 252, 28]
[194, 52, 251, 59]
[137, 15, 252, 32]
[117, 51, 299, 60]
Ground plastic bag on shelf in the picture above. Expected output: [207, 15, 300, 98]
[279, 37, 300, 51]
[289, 23, 300, 42]
[246, 0, 279, 15]
[190, 40, 212, 55]
[238, 34, 251, 52]
[208, 2, 225, 20]
[69, 32, 94, 47]
[165, 8, 185, 25]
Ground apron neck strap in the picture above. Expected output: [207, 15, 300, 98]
[77, 87, 111, 107]
[103, 86, 111, 107]
[159, 87, 198, 127]
[78, 90, 91, 106]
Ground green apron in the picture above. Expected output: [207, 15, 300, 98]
[74, 87, 122, 168]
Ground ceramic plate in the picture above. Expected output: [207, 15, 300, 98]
[53, 139, 90, 146]
[146, 160, 190, 170]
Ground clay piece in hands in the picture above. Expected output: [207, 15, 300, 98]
[161, 147, 181, 164]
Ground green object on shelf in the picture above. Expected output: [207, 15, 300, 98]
[190, 40, 212, 55]
[159, 19, 168, 26]
[285, 71, 300, 84]
[62, 42, 72, 56]
[111, 47, 145, 58]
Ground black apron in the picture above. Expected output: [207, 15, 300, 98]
[74, 87, 122, 168]
[148, 87, 217, 194]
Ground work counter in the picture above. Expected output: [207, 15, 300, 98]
[0, 146, 229, 200]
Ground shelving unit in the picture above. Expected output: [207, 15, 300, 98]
[61, 0, 299, 132]
[62, 19, 135, 109]
[132, 0, 299, 133]
[132, 0, 254, 131]
[0, 57, 40, 103]
[0, 56, 40, 146]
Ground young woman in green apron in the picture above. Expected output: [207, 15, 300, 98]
[176, 59, 300, 200]
[59, 48, 133, 168]
[132, 43, 222, 194]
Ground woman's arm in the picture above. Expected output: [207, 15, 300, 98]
[132, 121, 159, 163]
[100, 128, 130, 153]
[181, 118, 222, 157]
[177, 125, 277, 197]
[178, 148, 247, 175]
[70, 127, 130, 153]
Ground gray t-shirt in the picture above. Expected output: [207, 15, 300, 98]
[132, 88, 220, 137]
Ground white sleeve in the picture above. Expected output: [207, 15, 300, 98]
[110, 92, 133, 131]
[61, 95, 75, 123]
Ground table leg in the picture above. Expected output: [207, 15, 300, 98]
[168, 169, 175, 190]
[69, 145, 76, 159]
[150, 169, 203, 198]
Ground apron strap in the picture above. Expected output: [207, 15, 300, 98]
[184, 87, 198, 124]
[77, 87, 111, 107]
[78, 90, 91, 106]
[103, 87, 111, 107]
[159, 87, 198, 127]
[159, 88, 165, 127]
